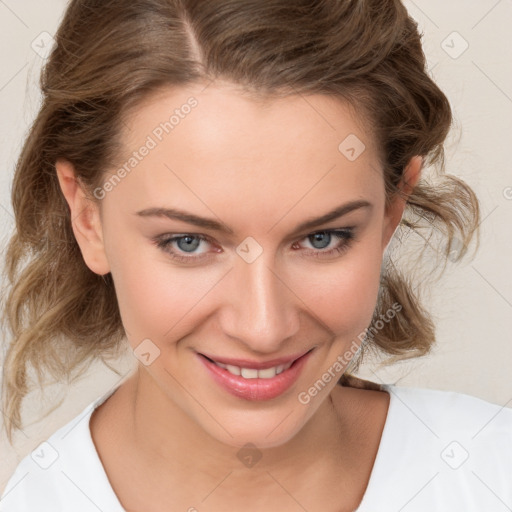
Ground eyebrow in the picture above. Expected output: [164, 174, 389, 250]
[135, 199, 372, 236]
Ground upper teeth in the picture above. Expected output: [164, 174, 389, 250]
[214, 361, 293, 379]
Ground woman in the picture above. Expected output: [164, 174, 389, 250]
[1, 1, 511, 511]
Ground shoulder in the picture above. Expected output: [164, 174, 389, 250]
[383, 384, 512, 461]
[385, 384, 512, 435]
[356, 384, 512, 510]
[378, 384, 512, 506]
[0, 388, 124, 512]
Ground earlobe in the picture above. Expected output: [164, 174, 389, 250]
[55, 159, 111, 275]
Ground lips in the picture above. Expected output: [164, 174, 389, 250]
[197, 349, 314, 401]
[198, 349, 311, 370]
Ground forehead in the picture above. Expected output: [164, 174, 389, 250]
[120, 81, 378, 157]
[108, 82, 383, 222]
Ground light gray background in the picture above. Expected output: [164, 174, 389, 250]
[1, 0, 511, 493]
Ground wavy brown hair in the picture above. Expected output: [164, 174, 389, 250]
[1, 0, 480, 443]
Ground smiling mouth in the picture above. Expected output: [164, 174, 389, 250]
[198, 348, 315, 401]
[199, 349, 313, 380]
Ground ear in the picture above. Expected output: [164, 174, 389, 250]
[55, 159, 111, 275]
[381, 156, 423, 252]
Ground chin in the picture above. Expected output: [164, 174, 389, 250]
[193, 400, 316, 452]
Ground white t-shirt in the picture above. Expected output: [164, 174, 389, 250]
[1, 384, 511, 511]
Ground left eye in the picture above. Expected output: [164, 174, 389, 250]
[292, 229, 356, 259]
[153, 228, 356, 264]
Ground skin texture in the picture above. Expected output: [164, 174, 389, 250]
[56, 80, 422, 511]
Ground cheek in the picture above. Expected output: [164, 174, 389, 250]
[105, 233, 195, 342]
[290, 239, 382, 338]
[113, 265, 196, 341]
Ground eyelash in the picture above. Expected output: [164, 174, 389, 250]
[152, 228, 356, 264]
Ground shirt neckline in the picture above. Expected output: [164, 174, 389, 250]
[85, 386, 126, 509]
[353, 383, 395, 511]
[85, 382, 396, 511]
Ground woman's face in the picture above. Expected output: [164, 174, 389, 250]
[62, 81, 413, 448]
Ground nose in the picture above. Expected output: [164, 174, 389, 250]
[219, 249, 301, 354]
